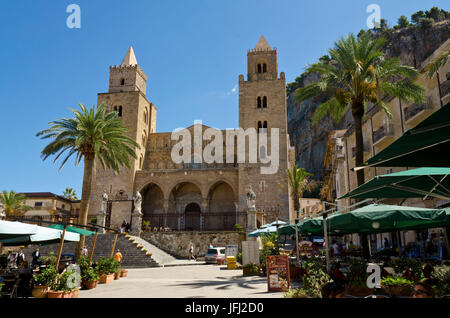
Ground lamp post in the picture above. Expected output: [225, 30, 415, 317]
[294, 217, 299, 265]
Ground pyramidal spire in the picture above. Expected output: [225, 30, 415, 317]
[121, 46, 138, 66]
[254, 35, 271, 50]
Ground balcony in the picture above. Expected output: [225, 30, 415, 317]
[440, 78, 450, 99]
[373, 123, 395, 149]
[404, 98, 433, 127]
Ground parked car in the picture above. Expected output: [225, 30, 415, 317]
[205, 247, 226, 264]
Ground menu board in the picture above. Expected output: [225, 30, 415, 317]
[266, 255, 290, 292]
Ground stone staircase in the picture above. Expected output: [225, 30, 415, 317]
[22, 233, 160, 269]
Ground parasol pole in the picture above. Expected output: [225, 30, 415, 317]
[88, 230, 98, 266]
[55, 224, 67, 271]
[110, 233, 119, 259]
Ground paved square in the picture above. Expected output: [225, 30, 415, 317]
[79, 264, 284, 298]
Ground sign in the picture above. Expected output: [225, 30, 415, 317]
[242, 241, 259, 266]
[266, 255, 290, 292]
[297, 241, 319, 256]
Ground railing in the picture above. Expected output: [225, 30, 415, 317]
[6, 215, 74, 226]
[373, 123, 394, 144]
[404, 101, 431, 122]
[142, 212, 247, 231]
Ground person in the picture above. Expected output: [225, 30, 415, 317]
[17, 261, 33, 298]
[121, 220, 127, 233]
[7, 250, 16, 268]
[114, 249, 123, 263]
[189, 243, 196, 260]
[332, 240, 340, 256]
[413, 282, 435, 298]
[16, 249, 25, 267]
[126, 222, 131, 233]
[384, 237, 389, 249]
[423, 264, 438, 287]
[82, 246, 88, 257]
[31, 248, 41, 267]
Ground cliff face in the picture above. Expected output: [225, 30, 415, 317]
[287, 20, 450, 180]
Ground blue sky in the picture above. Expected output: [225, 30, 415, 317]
[0, 0, 448, 197]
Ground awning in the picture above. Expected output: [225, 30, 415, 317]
[48, 224, 99, 236]
[339, 167, 450, 201]
[0, 225, 80, 246]
[291, 204, 449, 236]
[260, 220, 287, 228]
[248, 226, 278, 237]
[0, 220, 38, 240]
[363, 102, 450, 168]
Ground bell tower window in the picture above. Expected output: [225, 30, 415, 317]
[120, 78, 125, 86]
[118, 106, 123, 117]
[257, 97, 262, 108]
[257, 64, 262, 73]
[263, 96, 267, 108]
[263, 63, 267, 73]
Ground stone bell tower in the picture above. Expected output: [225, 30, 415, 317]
[238, 35, 292, 222]
[89, 47, 157, 228]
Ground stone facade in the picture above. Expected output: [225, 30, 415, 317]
[141, 231, 246, 258]
[88, 37, 294, 231]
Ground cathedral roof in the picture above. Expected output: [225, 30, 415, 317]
[254, 35, 271, 50]
[121, 46, 138, 66]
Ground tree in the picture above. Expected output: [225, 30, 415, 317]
[287, 165, 313, 217]
[294, 33, 425, 187]
[62, 187, 78, 201]
[36, 103, 140, 256]
[425, 7, 446, 22]
[396, 15, 410, 29]
[0, 190, 32, 217]
[424, 50, 450, 78]
[411, 10, 426, 24]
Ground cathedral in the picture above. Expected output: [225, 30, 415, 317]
[89, 36, 295, 231]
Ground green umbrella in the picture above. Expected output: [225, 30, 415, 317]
[0, 220, 38, 240]
[363, 102, 450, 168]
[295, 204, 448, 236]
[339, 167, 450, 201]
[47, 224, 99, 236]
[0, 225, 80, 246]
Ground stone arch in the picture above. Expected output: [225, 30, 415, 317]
[168, 181, 203, 214]
[141, 182, 165, 218]
[207, 180, 236, 213]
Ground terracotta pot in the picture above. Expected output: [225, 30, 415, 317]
[120, 270, 128, 277]
[99, 273, 114, 284]
[114, 272, 120, 280]
[383, 285, 412, 297]
[348, 287, 373, 297]
[47, 290, 64, 298]
[32, 285, 49, 298]
[71, 288, 81, 298]
[82, 279, 98, 290]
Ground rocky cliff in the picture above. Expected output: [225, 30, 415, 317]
[287, 20, 450, 180]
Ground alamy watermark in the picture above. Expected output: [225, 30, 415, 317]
[171, 120, 279, 174]
[366, 4, 381, 29]
[66, 4, 81, 29]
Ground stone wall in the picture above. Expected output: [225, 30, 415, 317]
[141, 231, 246, 258]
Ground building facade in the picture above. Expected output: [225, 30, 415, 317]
[89, 36, 295, 231]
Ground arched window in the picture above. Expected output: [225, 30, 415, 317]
[263, 121, 267, 130]
[257, 64, 262, 73]
[139, 155, 143, 169]
[257, 121, 262, 132]
[118, 106, 123, 117]
[263, 96, 267, 108]
[263, 63, 267, 73]
[144, 108, 148, 124]
[257, 96, 262, 108]
[120, 78, 125, 86]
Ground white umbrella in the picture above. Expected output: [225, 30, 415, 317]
[0, 224, 79, 246]
[0, 220, 39, 240]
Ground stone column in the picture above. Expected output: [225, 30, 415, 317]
[163, 199, 169, 227]
[246, 207, 257, 238]
[201, 199, 208, 232]
[131, 210, 143, 236]
[96, 210, 106, 234]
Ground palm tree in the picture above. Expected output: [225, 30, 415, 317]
[295, 33, 425, 186]
[287, 166, 313, 218]
[62, 187, 78, 201]
[36, 103, 140, 256]
[0, 190, 32, 217]
[424, 49, 449, 78]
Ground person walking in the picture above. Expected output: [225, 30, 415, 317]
[189, 243, 196, 261]
[81, 246, 88, 257]
[31, 248, 41, 267]
[114, 249, 123, 263]
[16, 249, 25, 267]
[7, 250, 16, 268]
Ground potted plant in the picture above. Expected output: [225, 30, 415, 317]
[32, 265, 58, 298]
[346, 259, 373, 297]
[113, 260, 121, 280]
[432, 265, 450, 297]
[48, 271, 73, 298]
[97, 257, 115, 284]
[81, 267, 99, 290]
[243, 263, 260, 276]
[381, 276, 414, 297]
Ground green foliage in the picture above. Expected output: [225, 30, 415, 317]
[243, 263, 260, 276]
[302, 180, 322, 199]
[425, 6, 448, 22]
[388, 258, 423, 281]
[112, 259, 121, 274]
[286, 74, 306, 95]
[233, 224, 243, 232]
[259, 233, 280, 274]
[301, 258, 332, 298]
[82, 267, 99, 282]
[396, 15, 410, 28]
[237, 253, 242, 264]
[89, 217, 97, 224]
[62, 187, 78, 201]
[411, 10, 426, 24]
[52, 271, 74, 292]
[286, 165, 313, 211]
[97, 257, 116, 275]
[41, 252, 57, 266]
[142, 220, 151, 231]
[0, 190, 32, 216]
[431, 266, 450, 296]
[284, 288, 310, 298]
[33, 265, 58, 287]
[381, 276, 414, 287]
[347, 258, 369, 290]
[419, 18, 434, 29]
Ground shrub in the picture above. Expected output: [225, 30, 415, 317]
[243, 263, 260, 276]
[381, 276, 414, 287]
[237, 253, 242, 264]
[41, 252, 57, 266]
[301, 259, 332, 298]
[388, 258, 423, 281]
[33, 265, 58, 287]
[432, 266, 450, 296]
[233, 224, 243, 232]
[284, 288, 310, 298]
[97, 257, 115, 275]
[419, 18, 434, 29]
[82, 267, 99, 282]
